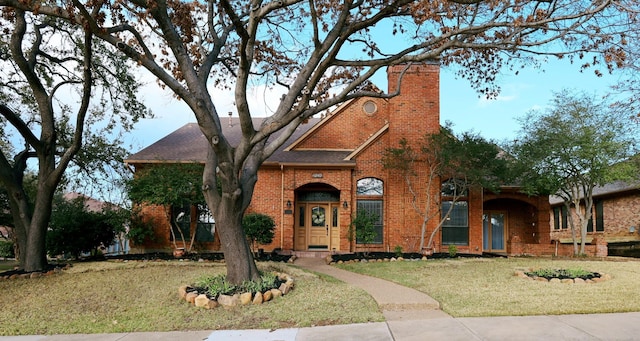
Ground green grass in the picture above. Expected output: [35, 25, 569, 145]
[337, 257, 640, 317]
[0, 260, 383, 336]
[0, 260, 17, 272]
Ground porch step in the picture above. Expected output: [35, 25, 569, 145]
[293, 251, 333, 258]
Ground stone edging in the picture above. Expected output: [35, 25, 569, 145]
[514, 268, 612, 284]
[326, 255, 429, 265]
[178, 272, 295, 309]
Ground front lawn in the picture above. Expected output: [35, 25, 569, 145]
[337, 257, 640, 317]
[0, 260, 383, 336]
[0, 260, 17, 272]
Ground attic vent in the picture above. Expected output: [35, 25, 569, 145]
[362, 100, 377, 116]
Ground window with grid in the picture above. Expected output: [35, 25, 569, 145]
[356, 178, 384, 244]
[441, 179, 468, 245]
[441, 201, 469, 245]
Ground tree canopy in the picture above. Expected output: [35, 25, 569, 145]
[0, 11, 147, 271]
[508, 90, 639, 254]
[3, 0, 640, 282]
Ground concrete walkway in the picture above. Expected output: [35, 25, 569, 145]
[4, 258, 640, 340]
[292, 257, 449, 321]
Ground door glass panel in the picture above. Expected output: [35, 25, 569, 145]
[332, 206, 338, 227]
[491, 214, 505, 250]
[298, 206, 305, 227]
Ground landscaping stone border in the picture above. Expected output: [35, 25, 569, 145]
[326, 255, 429, 265]
[178, 272, 295, 309]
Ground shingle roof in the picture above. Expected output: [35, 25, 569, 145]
[549, 180, 640, 205]
[125, 117, 355, 166]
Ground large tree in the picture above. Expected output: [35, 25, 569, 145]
[0, 13, 147, 272]
[383, 124, 507, 253]
[2, 0, 638, 283]
[508, 90, 639, 255]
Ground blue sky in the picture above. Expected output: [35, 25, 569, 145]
[125, 59, 623, 153]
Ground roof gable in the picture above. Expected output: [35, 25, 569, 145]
[289, 97, 390, 151]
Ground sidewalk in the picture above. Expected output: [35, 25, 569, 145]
[3, 258, 640, 340]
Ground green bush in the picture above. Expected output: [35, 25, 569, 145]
[194, 272, 281, 298]
[47, 197, 121, 259]
[348, 210, 379, 252]
[448, 244, 458, 258]
[242, 213, 276, 252]
[394, 245, 403, 258]
[0, 240, 14, 258]
[525, 268, 598, 280]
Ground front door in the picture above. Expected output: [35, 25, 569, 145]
[308, 205, 329, 249]
[483, 211, 507, 252]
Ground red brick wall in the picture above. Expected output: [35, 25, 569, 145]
[387, 63, 440, 148]
[248, 166, 287, 251]
[550, 190, 640, 243]
[296, 97, 390, 150]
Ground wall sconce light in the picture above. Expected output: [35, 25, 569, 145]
[286, 200, 292, 208]
[343, 201, 348, 209]
[630, 226, 636, 233]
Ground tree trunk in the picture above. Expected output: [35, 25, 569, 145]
[8, 189, 50, 272]
[565, 202, 578, 255]
[202, 146, 260, 285]
[212, 198, 260, 285]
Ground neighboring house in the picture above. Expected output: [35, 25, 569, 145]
[125, 63, 564, 257]
[549, 181, 640, 256]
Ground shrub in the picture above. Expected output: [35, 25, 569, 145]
[394, 245, 403, 258]
[0, 240, 14, 258]
[349, 210, 378, 244]
[47, 197, 121, 259]
[194, 272, 281, 298]
[525, 268, 600, 280]
[448, 244, 458, 258]
[242, 213, 276, 253]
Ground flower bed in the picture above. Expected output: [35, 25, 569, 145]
[178, 272, 295, 309]
[514, 267, 611, 283]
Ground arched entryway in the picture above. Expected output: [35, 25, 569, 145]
[294, 183, 341, 251]
[483, 198, 541, 254]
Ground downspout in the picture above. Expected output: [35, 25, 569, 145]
[280, 164, 285, 250]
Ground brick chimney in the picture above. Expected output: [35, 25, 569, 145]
[386, 62, 440, 146]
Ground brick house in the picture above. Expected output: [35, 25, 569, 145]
[549, 181, 640, 256]
[125, 63, 555, 257]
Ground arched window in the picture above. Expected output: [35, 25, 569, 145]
[441, 179, 468, 245]
[355, 178, 383, 244]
